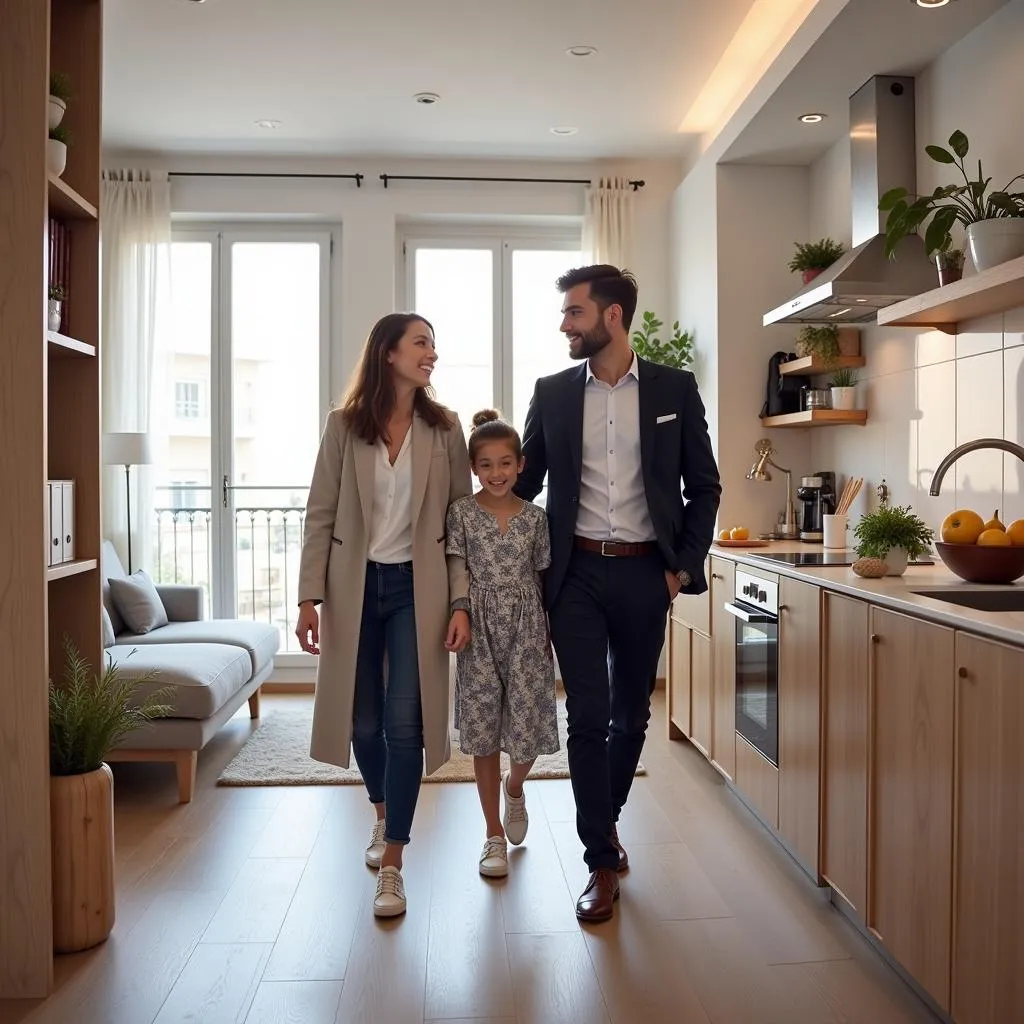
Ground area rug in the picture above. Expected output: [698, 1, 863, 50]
[217, 695, 646, 786]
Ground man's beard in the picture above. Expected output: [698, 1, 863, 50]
[568, 322, 612, 360]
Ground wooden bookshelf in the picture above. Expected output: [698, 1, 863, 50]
[778, 354, 865, 377]
[761, 409, 868, 428]
[877, 254, 1024, 334]
[1, 0, 103, 998]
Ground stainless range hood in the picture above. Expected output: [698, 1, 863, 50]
[763, 75, 936, 327]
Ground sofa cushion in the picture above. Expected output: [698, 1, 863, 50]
[115, 619, 280, 675]
[101, 606, 116, 649]
[105, 642, 252, 720]
[101, 540, 128, 635]
[109, 570, 169, 634]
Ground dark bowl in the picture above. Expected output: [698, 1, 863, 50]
[935, 541, 1024, 584]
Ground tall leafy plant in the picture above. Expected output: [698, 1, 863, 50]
[880, 130, 1024, 258]
[630, 311, 694, 370]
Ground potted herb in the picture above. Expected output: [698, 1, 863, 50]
[48, 284, 65, 332]
[934, 244, 964, 286]
[794, 325, 861, 364]
[853, 503, 934, 577]
[788, 238, 845, 285]
[631, 310, 695, 371]
[48, 124, 71, 178]
[829, 367, 858, 411]
[879, 130, 1024, 271]
[49, 72, 71, 132]
[49, 639, 169, 952]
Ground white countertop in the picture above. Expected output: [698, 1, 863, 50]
[710, 540, 1024, 647]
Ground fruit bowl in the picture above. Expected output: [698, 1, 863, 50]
[935, 542, 1024, 584]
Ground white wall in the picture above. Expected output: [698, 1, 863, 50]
[808, 0, 1024, 535]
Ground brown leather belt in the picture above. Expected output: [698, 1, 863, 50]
[574, 536, 658, 557]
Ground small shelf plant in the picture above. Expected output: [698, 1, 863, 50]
[788, 238, 845, 284]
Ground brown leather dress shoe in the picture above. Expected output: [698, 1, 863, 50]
[611, 825, 629, 872]
[575, 868, 620, 922]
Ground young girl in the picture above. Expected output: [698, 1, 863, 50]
[445, 409, 559, 877]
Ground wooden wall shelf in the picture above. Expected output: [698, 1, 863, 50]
[877, 254, 1024, 334]
[46, 559, 97, 583]
[47, 174, 98, 221]
[761, 409, 868, 428]
[48, 332, 95, 358]
[779, 355, 865, 377]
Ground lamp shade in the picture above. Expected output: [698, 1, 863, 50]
[102, 432, 154, 466]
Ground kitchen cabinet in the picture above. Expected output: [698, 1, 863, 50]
[689, 632, 713, 758]
[821, 592, 869, 918]
[777, 576, 821, 878]
[667, 615, 691, 740]
[709, 556, 736, 780]
[951, 633, 1024, 1024]
[869, 607, 954, 1013]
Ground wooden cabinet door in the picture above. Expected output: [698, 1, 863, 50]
[821, 592, 870, 917]
[777, 576, 821, 878]
[710, 557, 736, 780]
[869, 607, 954, 1013]
[689, 631, 712, 758]
[667, 617, 691, 740]
[952, 633, 1024, 1024]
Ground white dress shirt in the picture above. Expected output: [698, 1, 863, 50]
[367, 428, 414, 563]
[576, 352, 656, 543]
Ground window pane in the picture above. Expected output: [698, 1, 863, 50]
[413, 248, 493, 430]
[511, 248, 582, 431]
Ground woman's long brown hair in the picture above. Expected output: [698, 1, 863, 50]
[340, 312, 454, 443]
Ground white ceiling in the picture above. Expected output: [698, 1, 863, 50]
[722, 0, 1010, 165]
[103, 0, 756, 159]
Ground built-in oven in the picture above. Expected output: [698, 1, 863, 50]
[723, 569, 779, 766]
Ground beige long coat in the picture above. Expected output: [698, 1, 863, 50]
[297, 409, 472, 774]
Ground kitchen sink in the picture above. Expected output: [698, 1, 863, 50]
[910, 588, 1024, 612]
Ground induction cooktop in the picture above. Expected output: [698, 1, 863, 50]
[746, 549, 934, 567]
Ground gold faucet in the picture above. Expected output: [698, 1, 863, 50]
[929, 438, 1024, 496]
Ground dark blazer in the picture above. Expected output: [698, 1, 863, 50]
[514, 357, 722, 608]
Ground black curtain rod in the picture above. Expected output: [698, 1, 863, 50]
[379, 173, 645, 191]
[169, 171, 364, 187]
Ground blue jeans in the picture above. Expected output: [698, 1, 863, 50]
[351, 561, 423, 846]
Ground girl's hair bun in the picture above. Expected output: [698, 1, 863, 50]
[471, 408, 501, 430]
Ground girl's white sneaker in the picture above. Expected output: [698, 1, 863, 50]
[365, 820, 386, 868]
[479, 836, 509, 878]
[502, 771, 529, 846]
[373, 866, 407, 917]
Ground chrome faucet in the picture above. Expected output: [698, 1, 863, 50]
[929, 438, 1024, 496]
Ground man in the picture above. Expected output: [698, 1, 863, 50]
[515, 264, 721, 922]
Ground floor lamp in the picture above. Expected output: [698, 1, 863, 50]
[103, 432, 154, 574]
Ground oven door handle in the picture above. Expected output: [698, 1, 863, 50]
[723, 601, 776, 624]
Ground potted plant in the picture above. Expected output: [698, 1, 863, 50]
[853, 503, 934, 577]
[49, 638, 168, 953]
[48, 124, 71, 178]
[879, 130, 1024, 272]
[48, 284, 65, 333]
[788, 238, 845, 285]
[829, 366, 858, 411]
[934, 243, 965, 286]
[49, 72, 71, 132]
[631, 310, 695, 370]
[793, 324, 861, 363]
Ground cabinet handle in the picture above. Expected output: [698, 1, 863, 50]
[958, 666, 968, 678]
[711, 573, 723, 580]
[778, 604, 788, 612]
[871, 634, 880, 644]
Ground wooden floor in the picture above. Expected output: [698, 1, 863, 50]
[1, 693, 940, 1024]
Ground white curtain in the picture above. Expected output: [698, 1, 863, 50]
[582, 176, 635, 268]
[100, 169, 171, 573]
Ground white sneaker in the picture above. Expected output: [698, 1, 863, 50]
[502, 771, 529, 846]
[479, 836, 509, 878]
[373, 865, 407, 917]
[365, 819, 386, 868]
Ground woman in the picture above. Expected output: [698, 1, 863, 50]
[296, 312, 472, 918]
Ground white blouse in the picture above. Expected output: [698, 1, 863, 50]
[367, 427, 414, 564]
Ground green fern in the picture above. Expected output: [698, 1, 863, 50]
[49, 638, 172, 776]
[853, 504, 934, 561]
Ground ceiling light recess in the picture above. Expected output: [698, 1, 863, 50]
[414, 92, 440, 105]
[254, 119, 281, 129]
[566, 45, 598, 57]
[913, 0, 952, 8]
[550, 126, 579, 136]
[798, 112, 825, 124]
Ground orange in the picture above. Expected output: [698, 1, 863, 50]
[719, 529, 731, 541]
[977, 528, 1012, 547]
[940, 509, 984, 544]
[1006, 519, 1024, 546]
[730, 526, 750, 541]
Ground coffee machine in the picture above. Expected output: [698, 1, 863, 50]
[796, 471, 836, 542]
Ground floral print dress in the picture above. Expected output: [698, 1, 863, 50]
[445, 496, 559, 762]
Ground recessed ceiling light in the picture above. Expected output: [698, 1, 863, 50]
[254, 119, 281, 129]
[550, 126, 579, 136]
[413, 92, 440, 105]
[798, 113, 826, 124]
[913, 0, 953, 7]
[566, 45, 598, 57]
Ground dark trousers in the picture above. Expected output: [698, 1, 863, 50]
[549, 548, 671, 871]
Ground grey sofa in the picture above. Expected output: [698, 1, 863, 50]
[101, 541, 279, 802]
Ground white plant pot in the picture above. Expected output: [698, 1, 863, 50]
[882, 546, 908, 577]
[47, 139, 67, 178]
[830, 386, 857, 411]
[966, 218, 1024, 272]
[48, 299, 62, 333]
[48, 96, 66, 132]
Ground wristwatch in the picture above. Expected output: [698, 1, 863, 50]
[675, 569, 691, 589]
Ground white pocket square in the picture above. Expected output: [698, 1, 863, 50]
[656, 413, 677, 424]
